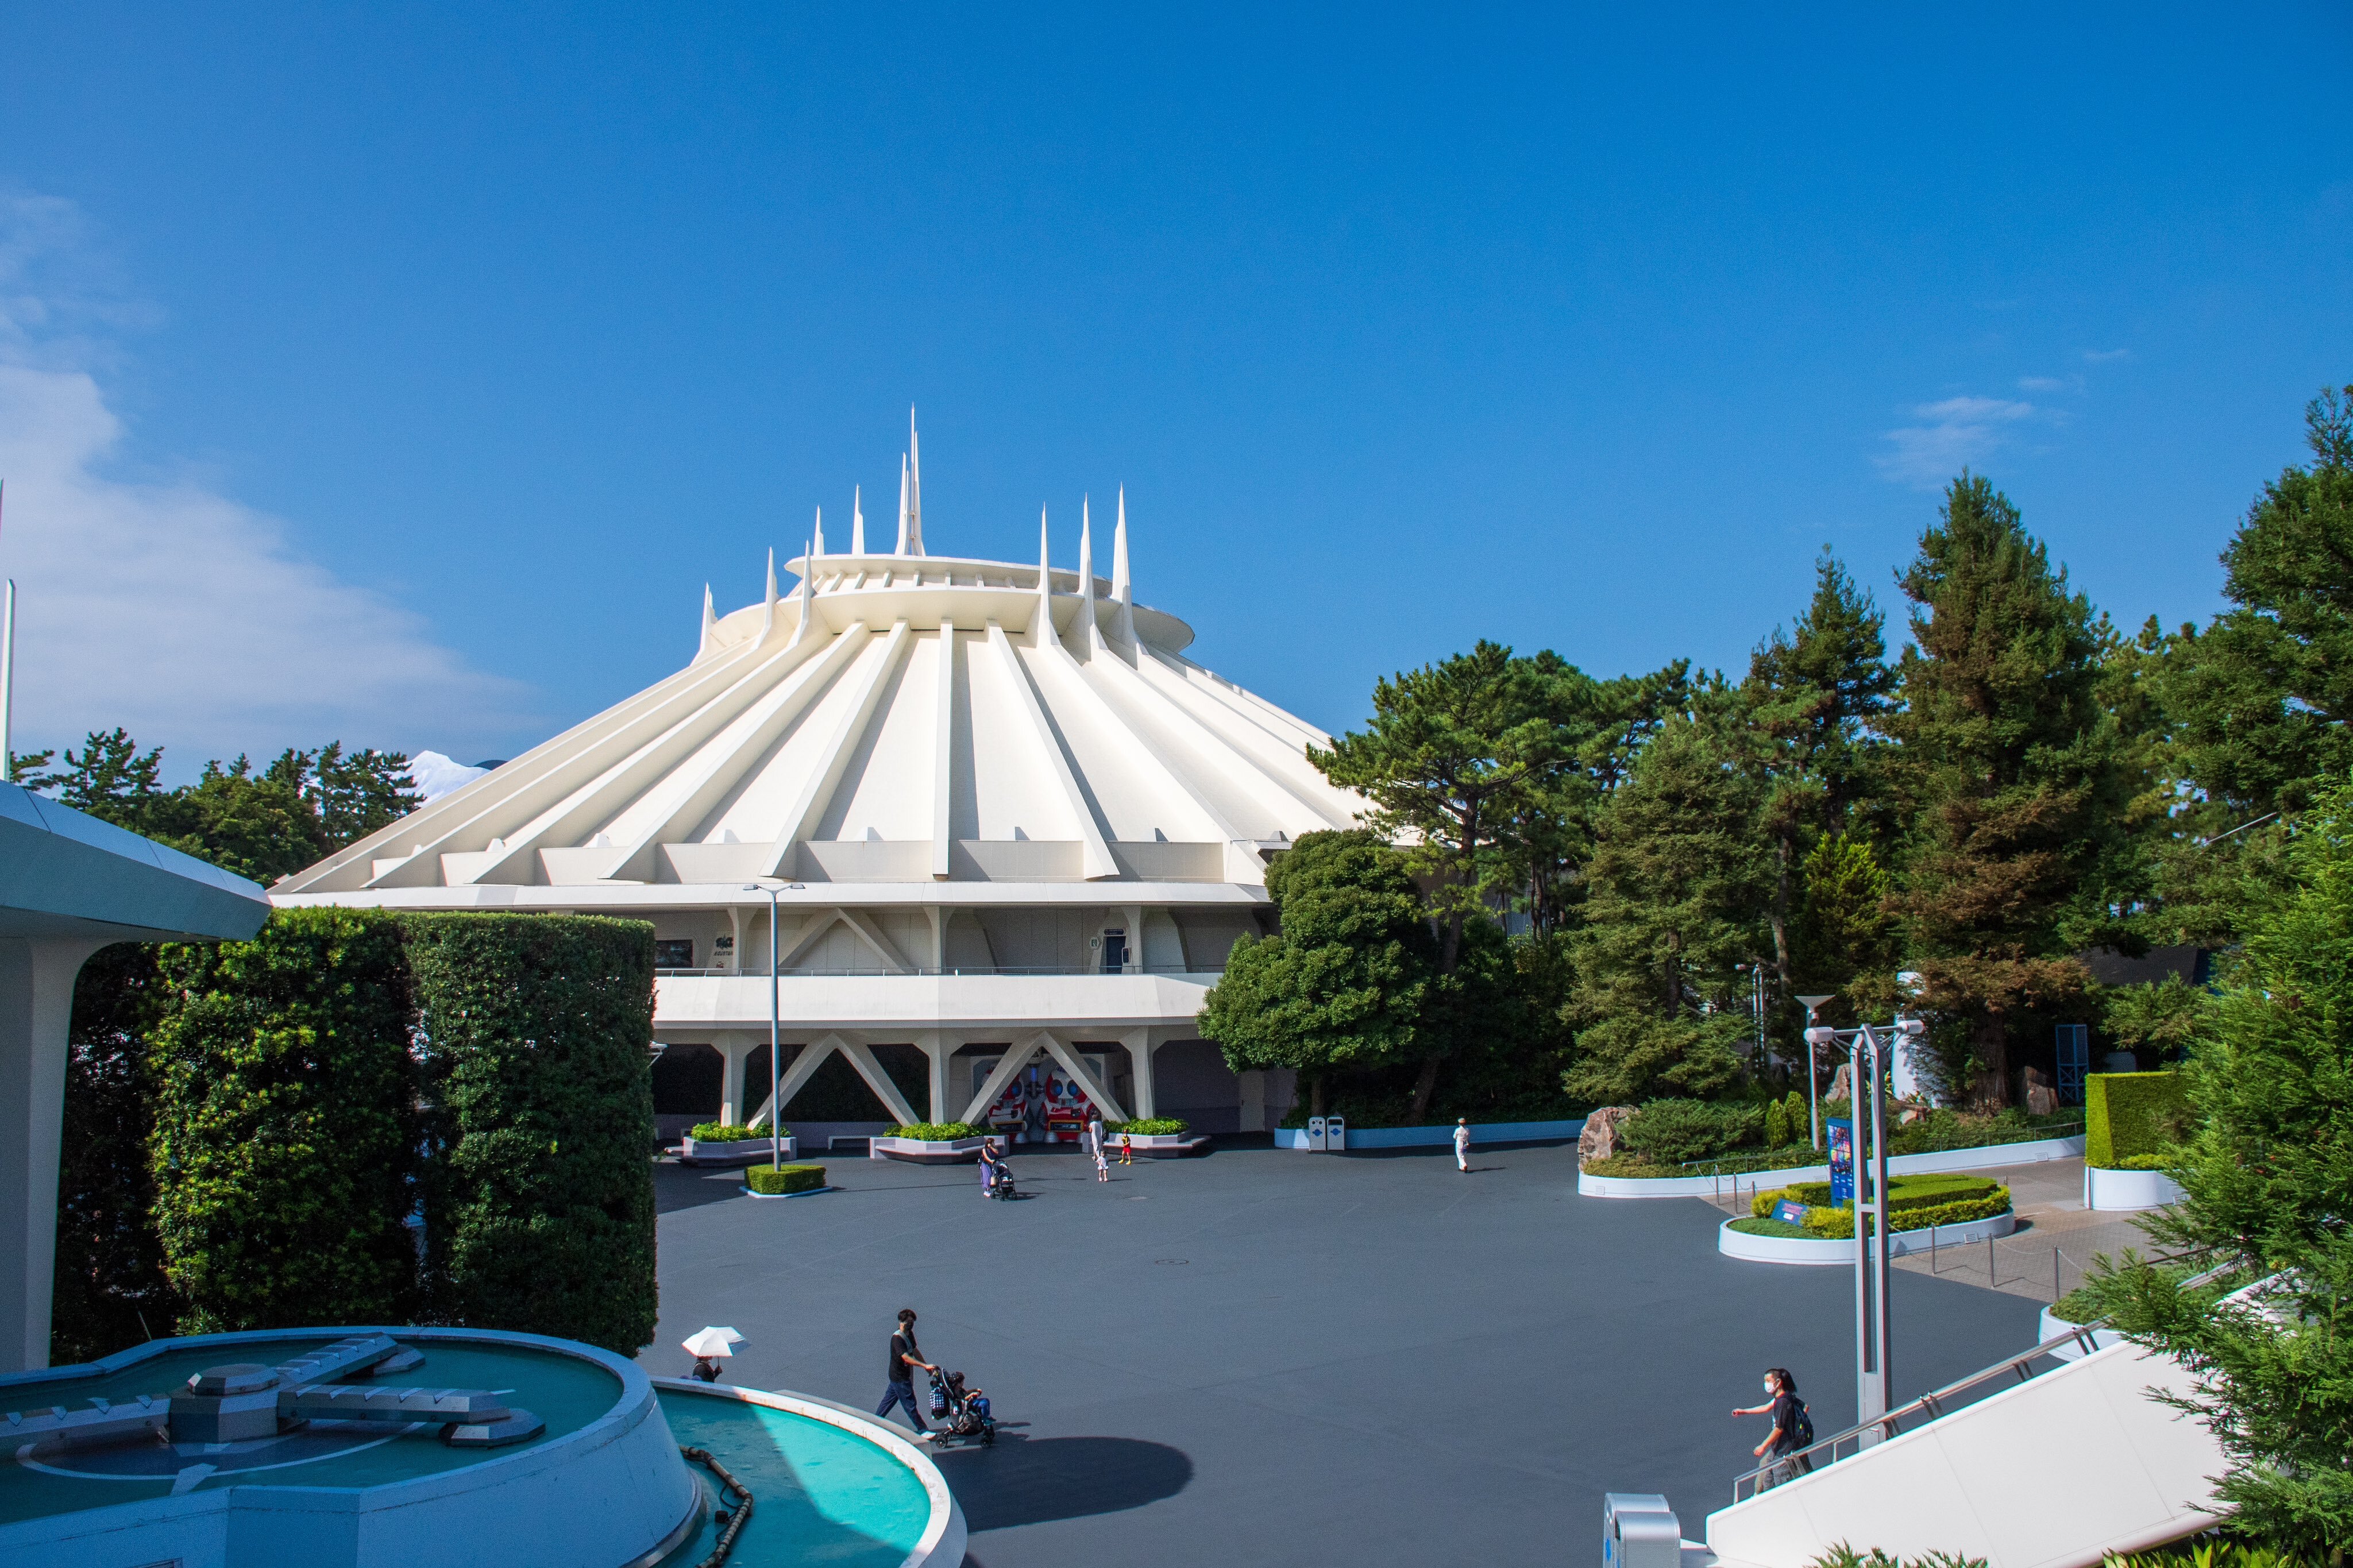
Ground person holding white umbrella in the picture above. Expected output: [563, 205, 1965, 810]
[683, 1326, 745, 1383]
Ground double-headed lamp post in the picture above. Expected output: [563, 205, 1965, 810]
[1795, 994, 1837, 1149]
[1803, 1012, 1927, 1442]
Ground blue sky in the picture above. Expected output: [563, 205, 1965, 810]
[1, 5, 2347, 774]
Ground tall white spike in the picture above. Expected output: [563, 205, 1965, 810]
[1032, 506, 1054, 649]
[813, 505, 825, 557]
[1112, 487, 1137, 648]
[851, 484, 866, 554]
[790, 540, 814, 648]
[697, 583, 718, 660]
[760, 548, 778, 642]
[1077, 496, 1099, 656]
[895, 453, 910, 555]
[906, 407, 925, 556]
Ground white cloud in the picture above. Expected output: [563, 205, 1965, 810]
[2017, 375, 2076, 393]
[0, 194, 535, 769]
[1874, 395, 2038, 489]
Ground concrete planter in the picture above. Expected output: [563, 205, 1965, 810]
[681, 1135, 794, 1167]
[1272, 1117, 1586, 1151]
[1108, 1131, 1210, 1159]
[1579, 1134, 2086, 1198]
[1716, 1208, 2016, 1266]
[870, 1136, 990, 1164]
[2039, 1305, 2126, 1361]
[2084, 1165, 2185, 1211]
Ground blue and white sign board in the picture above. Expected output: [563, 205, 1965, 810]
[1772, 1199, 1809, 1226]
[1826, 1118, 1855, 1206]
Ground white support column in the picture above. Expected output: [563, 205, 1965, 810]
[0, 937, 107, 1372]
[1123, 903, 1144, 972]
[838, 1038, 920, 1127]
[1038, 1033, 1128, 1124]
[717, 1033, 755, 1126]
[749, 1034, 842, 1130]
[725, 906, 744, 972]
[962, 1032, 1050, 1126]
[918, 1032, 955, 1123]
[1126, 1029, 1158, 1121]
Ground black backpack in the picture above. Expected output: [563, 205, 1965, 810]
[1789, 1399, 1814, 1449]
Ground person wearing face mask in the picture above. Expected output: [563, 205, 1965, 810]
[1730, 1367, 1812, 1489]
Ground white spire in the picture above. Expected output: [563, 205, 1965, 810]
[906, 406, 925, 556]
[697, 583, 718, 660]
[760, 547, 778, 642]
[1032, 505, 1054, 649]
[1112, 487, 1136, 648]
[894, 453, 909, 555]
[1077, 496, 1099, 656]
[790, 540, 814, 648]
[851, 484, 865, 554]
[813, 505, 825, 557]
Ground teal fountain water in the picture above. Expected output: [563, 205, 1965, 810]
[0, 1327, 960, 1568]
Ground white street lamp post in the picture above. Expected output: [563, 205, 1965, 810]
[1795, 994, 1835, 1149]
[1804, 1013, 1923, 1440]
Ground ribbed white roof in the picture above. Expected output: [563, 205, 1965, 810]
[279, 504, 1365, 897]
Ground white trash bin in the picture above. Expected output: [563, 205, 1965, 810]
[1602, 1493, 1680, 1568]
[1325, 1115, 1347, 1152]
[1307, 1115, 1327, 1151]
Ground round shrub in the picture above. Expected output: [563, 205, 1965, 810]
[746, 1164, 827, 1196]
[1618, 1099, 1764, 1164]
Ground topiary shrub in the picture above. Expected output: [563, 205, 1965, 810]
[408, 913, 658, 1355]
[745, 1164, 827, 1196]
[2085, 1071, 2192, 1168]
[1617, 1099, 1764, 1164]
[1765, 1099, 1791, 1147]
[148, 907, 421, 1334]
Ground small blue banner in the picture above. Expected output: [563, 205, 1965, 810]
[1827, 1118, 1854, 1206]
[1773, 1199, 1809, 1226]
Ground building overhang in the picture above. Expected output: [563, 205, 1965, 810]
[270, 881, 1271, 914]
[1, 783, 270, 944]
[650, 971, 1217, 1033]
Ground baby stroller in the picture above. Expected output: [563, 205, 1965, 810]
[926, 1370, 995, 1447]
[981, 1153, 1019, 1200]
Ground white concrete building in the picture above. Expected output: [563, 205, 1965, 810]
[275, 428, 1363, 1141]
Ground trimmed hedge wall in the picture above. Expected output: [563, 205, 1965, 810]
[1764, 1173, 1999, 1214]
[409, 914, 658, 1355]
[1796, 1191, 2012, 1239]
[2086, 1072, 2191, 1168]
[746, 1164, 827, 1195]
[148, 907, 421, 1333]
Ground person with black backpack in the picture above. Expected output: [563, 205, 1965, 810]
[1731, 1367, 1814, 1489]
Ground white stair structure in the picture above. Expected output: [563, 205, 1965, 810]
[1702, 1329, 2227, 1568]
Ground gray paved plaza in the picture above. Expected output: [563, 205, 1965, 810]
[650, 1140, 2043, 1567]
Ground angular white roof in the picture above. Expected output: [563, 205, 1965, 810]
[279, 493, 1365, 898]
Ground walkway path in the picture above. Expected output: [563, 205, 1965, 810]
[653, 1138, 2040, 1567]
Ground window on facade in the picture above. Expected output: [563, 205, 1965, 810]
[654, 939, 696, 970]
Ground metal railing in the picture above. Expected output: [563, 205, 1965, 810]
[1729, 1254, 2229, 1504]
[654, 963, 1225, 979]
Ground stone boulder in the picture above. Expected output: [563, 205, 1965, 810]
[1578, 1106, 1637, 1167]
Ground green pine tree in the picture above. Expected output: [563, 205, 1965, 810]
[1565, 709, 1772, 1103]
[1885, 474, 2128, 1106]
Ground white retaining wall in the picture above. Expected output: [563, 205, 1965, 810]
[1577, 1135, 2085, 1198]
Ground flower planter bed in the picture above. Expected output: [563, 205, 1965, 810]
[680, 1134, 795, 1167]
[1718, 1208, 2016, 1265]
[1577, 1133, 2084, 1198]
[2083, 1165, 2185, 1211]
[870, 1135, 991, 1165]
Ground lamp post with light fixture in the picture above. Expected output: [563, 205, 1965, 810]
[741, 880, 805, 1172]
[1795, 994, 1835, 1149]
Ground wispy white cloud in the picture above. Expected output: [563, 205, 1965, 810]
[2017, 374, 2077, 393]
[0, 192, 536, 769]
[2082, 347, 2132, 363]
[1874, 395, 2038, 489]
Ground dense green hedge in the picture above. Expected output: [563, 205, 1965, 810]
[1108, 1118, 1190, 1136]
[1618, 1099, 1764, 1163]
[410, 914, 658, 1355]
[886, 1122, 982, 1140]
[2086, 1072, 2191, 1168]
[1759, 1173, 1999, 1214]
[148, 907, 421, 1333]
[746, 1164, 827, 1195]
[688, 1122, 761, 1142]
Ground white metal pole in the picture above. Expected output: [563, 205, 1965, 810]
[768, 886, 782, 1172]
[1853, 1030, 1875, 1439]
[0, 579, 14, 779]
[1869, 1026, 1893, 1420]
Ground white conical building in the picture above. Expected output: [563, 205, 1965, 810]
[275, 430, 1363, 1139]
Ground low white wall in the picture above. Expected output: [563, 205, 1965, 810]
[1577, 1135, 2085, 1199]
[1704, 1338, 2223, 1568]
[2038, 1306, 2126, 1361]
[2084, 1166, 2185, 1211]
[1717, 1210, 2016, 1266]
[1273, 1117, 1584, 1150]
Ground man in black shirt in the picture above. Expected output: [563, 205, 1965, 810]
[875, 1307, 938, 1440]
[1731, 1367, 1812, 1489]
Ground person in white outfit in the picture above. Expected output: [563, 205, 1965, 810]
[1087, 1112, 1111, 1181]
[1453, 1117, 1471, 1173]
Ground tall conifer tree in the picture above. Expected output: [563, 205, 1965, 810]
[1886, 474, 2128, 1105]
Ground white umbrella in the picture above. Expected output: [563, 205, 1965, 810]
[682, 1326, 746, 1359]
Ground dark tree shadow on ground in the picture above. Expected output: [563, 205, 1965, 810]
[651, 1162, 753, 1215]
[935, 1436, 1193, 1531]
